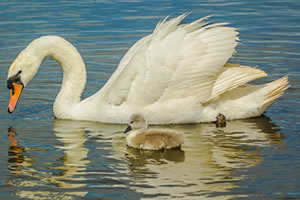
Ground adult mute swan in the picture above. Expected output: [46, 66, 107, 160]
[7, 14, 289, 124]
[124, 114, 184, 150]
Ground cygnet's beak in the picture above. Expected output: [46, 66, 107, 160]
[124, 125, 132, 134]
[8, 82, 24, 113]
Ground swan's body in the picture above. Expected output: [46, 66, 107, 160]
[124, 114, 184, 150]
[7, 14, 289, 124]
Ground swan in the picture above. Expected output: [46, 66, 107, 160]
[7, 14, 289, 124]
[124, 114, 184, 150]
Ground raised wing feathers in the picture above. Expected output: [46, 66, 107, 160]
[102, 15, 254, 107]
[159, 23, 238, 102]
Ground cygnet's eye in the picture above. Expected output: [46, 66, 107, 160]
[130, 121, 133, 124]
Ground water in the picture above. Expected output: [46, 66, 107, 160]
[0, 0, 299, 199]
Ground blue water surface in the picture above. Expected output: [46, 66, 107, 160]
[0, 0, 299, 199]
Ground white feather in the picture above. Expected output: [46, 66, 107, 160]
[7, 14, 289, 124]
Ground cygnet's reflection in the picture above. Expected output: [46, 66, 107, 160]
[5, 116, 285, 200]
[126, 147, 185, 165]
[122, 116, 284, 199]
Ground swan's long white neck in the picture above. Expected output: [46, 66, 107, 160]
[27, 36, 87, 118]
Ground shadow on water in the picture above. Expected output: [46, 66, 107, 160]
[5, 116, 285, 199]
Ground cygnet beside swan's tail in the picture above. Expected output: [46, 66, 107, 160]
[262, 75, 289, 110]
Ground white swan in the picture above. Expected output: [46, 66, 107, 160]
[7, 14, 289, 124]
[124, 114, 184, 150]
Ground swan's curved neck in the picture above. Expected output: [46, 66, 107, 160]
[28, 36, 87, 117]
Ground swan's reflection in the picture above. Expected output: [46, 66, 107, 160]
[7, 127, 26, 175]
[5, 116, 285, 200]
[47, 119, 90, 191]
[6, 121, 91, 199]
[122, 116, 284, 199]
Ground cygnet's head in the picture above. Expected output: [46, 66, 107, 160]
[124, 113, 148, 133]
[216, 113, 226, 128]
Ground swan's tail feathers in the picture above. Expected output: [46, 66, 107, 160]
[263, 75, 289, 109]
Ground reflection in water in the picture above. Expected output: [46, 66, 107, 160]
[0, 0, 297, 198]
[50, 119, 90, 190]
[6, 122, 90, 199]
[121, 116, 284, 199]
[126, 147, 185, 166]
[5, 116, 285, 199]
[7, 127, 26, 175]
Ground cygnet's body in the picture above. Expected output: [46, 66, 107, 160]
[124, 114, 184, 150]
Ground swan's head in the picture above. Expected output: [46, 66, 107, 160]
[7, 48, 41, 113]
[124, 113, 148, 133]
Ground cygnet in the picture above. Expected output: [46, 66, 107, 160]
[124, 114, 184, 150]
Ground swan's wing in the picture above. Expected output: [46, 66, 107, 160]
[94, 34, 151, 106]
[100, 14, 239, 106]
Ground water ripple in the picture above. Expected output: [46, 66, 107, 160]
[0, 0, 299, 199]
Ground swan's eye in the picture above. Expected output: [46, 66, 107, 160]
[130, 121, 133, 124]
[7, 71, 24, 90]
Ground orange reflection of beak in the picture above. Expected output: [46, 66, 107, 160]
[8, 83, 23, 113]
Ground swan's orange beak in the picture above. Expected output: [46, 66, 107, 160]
[8, 82, 23, 113]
